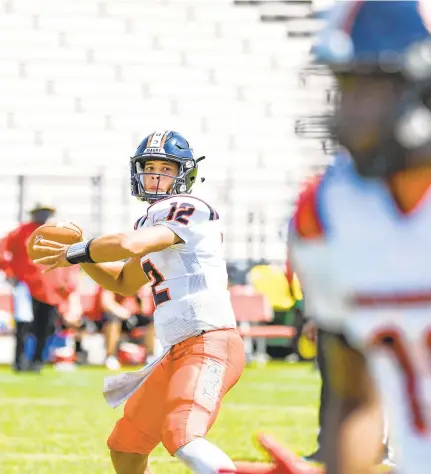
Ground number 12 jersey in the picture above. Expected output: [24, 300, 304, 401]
[134, 195, 237, 347]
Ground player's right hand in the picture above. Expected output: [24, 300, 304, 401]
[32, 240, 72, 272]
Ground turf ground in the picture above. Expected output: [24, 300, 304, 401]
[0, 362, 320, 473]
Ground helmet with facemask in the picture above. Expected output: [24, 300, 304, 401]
[312, 0, 431, 178]
[130, 130, 205, 203]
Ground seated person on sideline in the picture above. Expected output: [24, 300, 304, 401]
[92, 286, 155, 370]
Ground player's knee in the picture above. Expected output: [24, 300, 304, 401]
[162, 405, 208, 455]
[162, 404, 193, 454]
[162, 417, 199, 455]
[162, 426, 185, 455]
[108, 417, 157, 458]
[110, 450, 149, 474]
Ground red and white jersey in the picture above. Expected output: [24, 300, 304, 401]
[290, 162, 431, 474]
[135, 195, 236, 347]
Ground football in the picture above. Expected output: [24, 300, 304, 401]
[27, 222, 83, 261]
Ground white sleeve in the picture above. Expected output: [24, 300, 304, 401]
[147, 197, 215, 243]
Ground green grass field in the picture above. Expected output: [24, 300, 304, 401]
[0, 362, 321, 473]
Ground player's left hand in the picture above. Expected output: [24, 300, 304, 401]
[219, 434, 324, 474]
[32, 240, 72, 272]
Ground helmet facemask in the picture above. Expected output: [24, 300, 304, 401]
[333, 64, 431, 178]
[130, 155, 200, 203]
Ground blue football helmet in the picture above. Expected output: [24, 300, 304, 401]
[312, 0, 431, 177]
[130, 130, 205, 203]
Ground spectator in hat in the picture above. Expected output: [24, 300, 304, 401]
[0, 203, 75, 371]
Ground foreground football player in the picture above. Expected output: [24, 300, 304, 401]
[292, 2, 431, 473]
[222, 1, 431, 474]
[33, 130, 245, 474]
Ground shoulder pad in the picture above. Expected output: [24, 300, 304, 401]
[292, 176, 324, 239]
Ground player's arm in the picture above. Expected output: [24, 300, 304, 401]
[78, 225, 180, 294]
[80, 225, 182, 295]
[32, 198, 191, 273]
[88, 224, 183, 263]
[80, 257, 148, 297]
[33, 224, 182, 279]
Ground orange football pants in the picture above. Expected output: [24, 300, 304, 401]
[107, 328, 245, 455]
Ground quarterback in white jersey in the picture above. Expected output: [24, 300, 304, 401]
[136, 194, 236, 348]
[32, 130, 245, 474]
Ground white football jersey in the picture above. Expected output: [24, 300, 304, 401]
[135, 195, 236, 347]
[291, 162, 431, 474]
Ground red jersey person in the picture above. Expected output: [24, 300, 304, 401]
[1, 203, 82, 372]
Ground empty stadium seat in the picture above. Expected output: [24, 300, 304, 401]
[229, 285, 296, 362]
[104, 2, 192, 21]
[0, 0, 328, 253]
[0, 12, 33, 29]
[38, 15, 126, 33]
[11, 0, 101, 15]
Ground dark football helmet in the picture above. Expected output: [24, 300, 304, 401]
[130, 130, 205, 203]
[312, 0, 431, 177]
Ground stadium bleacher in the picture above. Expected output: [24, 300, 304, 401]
[0, 0, 330, 262]
[0, 0, 335, 365]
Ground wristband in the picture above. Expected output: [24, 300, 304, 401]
[66, 239, 95, 264]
